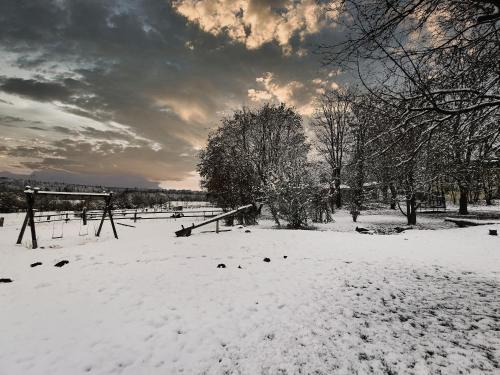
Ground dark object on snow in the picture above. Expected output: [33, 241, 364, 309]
[245, 229, 251, 233]
[283, 256, 287, 259]
[444, 217, 495, 227]
[30, 262, 42, 267]
[0, 278, 12, 283]
[54, 260, 69, 267]
[489, 229, 498, 236]
[355, 227, 370, 233]
[238, 265, 242, 269]
[0, 217, 4, 227]
[217, 263, 226, 268]
[395, 226, 412, 233]
[263, 257, 271, 262]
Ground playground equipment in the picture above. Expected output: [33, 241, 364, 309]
[83, 208, 223, 223]
[175, 204, 253, 237]
[16, 186, 118, 249]
[396, 191, 446, 216]
[416, 191, 446, 212]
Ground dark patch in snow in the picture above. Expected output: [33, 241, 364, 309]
[0, 278, 13, 283]
[355, 226, 371, 234]
[263, 258, 270, 262]
[30, 262, 42, 267]
[54, 260, 69, 267]
[217, 263, 226, 268]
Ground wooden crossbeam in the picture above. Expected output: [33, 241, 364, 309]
[16, 186, 118, 249]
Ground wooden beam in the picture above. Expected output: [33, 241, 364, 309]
[24, 189, 111, 197]
[175, 204, 253, 237]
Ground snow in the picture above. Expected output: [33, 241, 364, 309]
[0, 210, 499, 374]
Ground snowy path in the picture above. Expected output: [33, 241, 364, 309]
[0, 213, 499, 374]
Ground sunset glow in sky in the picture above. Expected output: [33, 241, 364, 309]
[0, 0, 348, 189]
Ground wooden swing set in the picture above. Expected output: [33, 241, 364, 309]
[16, 186, 118, 249]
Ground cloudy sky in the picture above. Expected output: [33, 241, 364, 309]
[0, 0, 348, 189]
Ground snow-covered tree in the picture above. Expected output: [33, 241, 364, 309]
[198, 103, 311, 227]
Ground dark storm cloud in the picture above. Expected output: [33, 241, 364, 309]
[0, 78, 73, 102]
[0, 0, 345, 187]
[0, 114, 44, 128]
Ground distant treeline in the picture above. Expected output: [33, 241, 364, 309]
[0, 177, 208, 213]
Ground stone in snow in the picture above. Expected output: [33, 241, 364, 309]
[0, 278, 13, 283]
[217, 263, 226, 268]
[263, 258, 270, 262]
[54, 260, 69, 267]
[30, 262, 42, 268]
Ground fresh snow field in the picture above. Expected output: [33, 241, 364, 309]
[1, 210, 499, 374]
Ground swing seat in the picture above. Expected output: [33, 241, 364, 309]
[52, 220, 64, 239]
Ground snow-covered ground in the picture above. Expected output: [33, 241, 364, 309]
[1, 210, 499, 374]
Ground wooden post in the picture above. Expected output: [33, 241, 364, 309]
[82, 207, 87, 226]
[216, 219, 219, 234]
[16, 187, 38, 248]
[96, 193, 118, 239]
[95, 197, 108, 237]
[134, 210, 137, 223]
[0, 217, 4, 227]
[108, 193, 118, 239]
[16, 213, 29, 244]
[28, 190, 37, 249]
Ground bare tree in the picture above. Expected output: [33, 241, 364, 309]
[312, 88, 355, 208]
[320, 0, 500, 136]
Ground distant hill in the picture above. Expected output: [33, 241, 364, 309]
[0, 170, 205, 197]
[0, 170, 160, 189]
[0, 172, 208, 213]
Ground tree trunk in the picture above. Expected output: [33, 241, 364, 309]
[406, 193, 417, 225]
[328, 185, 336, 213]
[485, 189, 493, 206]
[269, 204, 281, 227]
[334, 180, 342, 208]
[459, 186, 469, 215]
[389, 183, 397, 210]
[381, 185, 389, 204]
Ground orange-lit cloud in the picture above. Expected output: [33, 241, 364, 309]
[172, 0, 337, 52]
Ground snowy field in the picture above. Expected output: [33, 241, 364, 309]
[1, 210, 499, 374]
